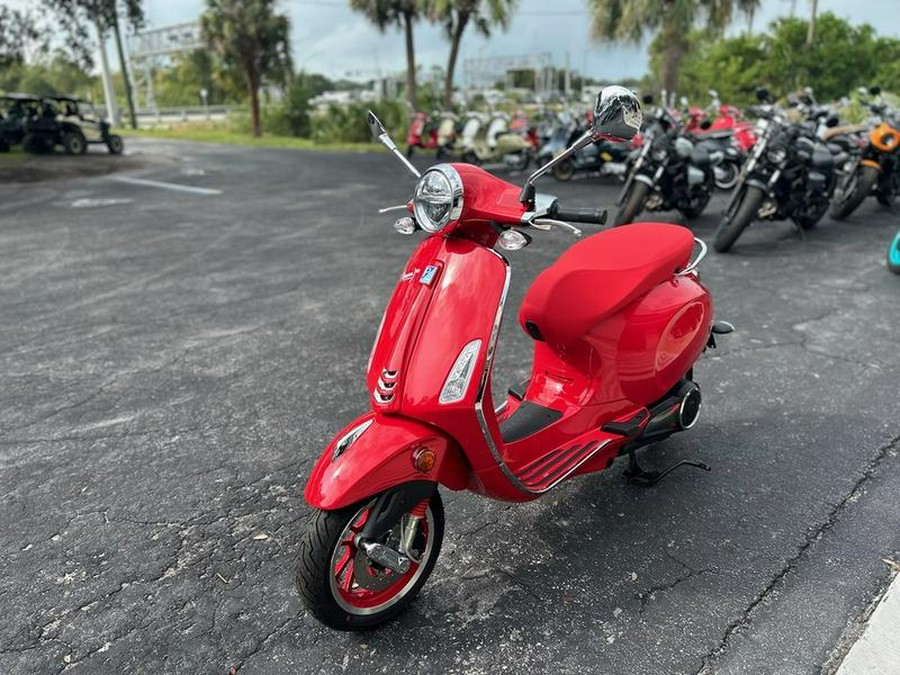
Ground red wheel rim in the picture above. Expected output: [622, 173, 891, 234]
[329, 502, 433, 615]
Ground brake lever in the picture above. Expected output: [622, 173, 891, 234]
[379, 204, 409, 214]
[531, 218, 583, 238]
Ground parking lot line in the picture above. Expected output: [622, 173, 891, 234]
[111, 175, 223, 195]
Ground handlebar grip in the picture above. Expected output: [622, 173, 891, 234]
[552, 206, 608, 225]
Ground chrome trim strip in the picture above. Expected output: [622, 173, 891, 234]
[331, 418, 375, 461]
[473, 249, 535, 494]
[529, 439, 613, 494]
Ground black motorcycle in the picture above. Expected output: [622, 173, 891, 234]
[613, 106, 721, 226]
[536, 119, 632, 182]
[713, 100, 846, 253]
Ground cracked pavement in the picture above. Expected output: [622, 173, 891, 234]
[1, 138, 898, 674]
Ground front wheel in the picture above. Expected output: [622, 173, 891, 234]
[888, 230, 900, 274]
[613, 180, 650, 226]
[831, 165, 878, 221]
[552, 158, 576, 182]
[713, 185, 765, 253]
[106, 135, 123, 155]
[295, 490, 444, 630]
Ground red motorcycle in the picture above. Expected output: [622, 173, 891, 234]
[296, 87, 732, 630]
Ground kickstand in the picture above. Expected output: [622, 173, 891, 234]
[624, 449, 711, 487]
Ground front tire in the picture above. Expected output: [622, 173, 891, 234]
[296, 490, 444, 631]
[613, 180, 650, 226]
[462, 150, 480, 166]
[831, 166, 878, 220]
[713, 185, 765, 253]
[106, 135, 123, 155]
[552, 158, 576, 182]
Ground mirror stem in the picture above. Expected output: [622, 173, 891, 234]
[379, 134, 422, 179]
[519, 131, 592, 204]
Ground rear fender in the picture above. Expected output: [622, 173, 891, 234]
[303, 413, 470, 510]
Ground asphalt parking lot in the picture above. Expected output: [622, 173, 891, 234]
[1, 138, 898, 674]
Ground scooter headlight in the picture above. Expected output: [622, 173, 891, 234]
[413, 165, 463, 233]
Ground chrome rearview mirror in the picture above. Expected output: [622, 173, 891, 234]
[366, 110, 421, 179]
[520, 85, 642, 204]
[591, 86, 642, 143]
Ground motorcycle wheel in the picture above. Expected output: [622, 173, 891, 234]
[714, 161, 739, 190]
[888, 230, 900, 274]
[794, 198, 828, 230]
[552, 159, 576, 182]
[713, 185, 765, 253]
[295, 489, 444, 631]
[682, 187, 713, 219]
[436, 146, 450, 161]
[510, 151, 531, 172]
[613, 181, 650, 226]
[406, 145, 415, 159]
[462, 150, 480, 166]
[831, 166, 878, 221]
[876, 173, 896, 207]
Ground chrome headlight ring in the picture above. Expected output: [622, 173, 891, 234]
[413, 164, 464, 233]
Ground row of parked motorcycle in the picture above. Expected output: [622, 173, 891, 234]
[409, 86, 900, 265]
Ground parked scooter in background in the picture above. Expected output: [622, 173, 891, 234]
[407, 111, 457, 159]
[536, 112, 632, 182]
[462, 111, 534, 170]
[295, 86, 732, 630]
[714, 88, 846, 252]
[613, 97, 721, 226]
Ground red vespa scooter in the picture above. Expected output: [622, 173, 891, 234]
[296, 86, 733, 630]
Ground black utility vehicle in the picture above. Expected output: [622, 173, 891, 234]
[23, 95, 123, 155]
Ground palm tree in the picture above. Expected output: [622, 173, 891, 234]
[350, 0, 422, 109]
[588, 0, 760, 96]
[431, 0, 517, 109]
[201, 0, 291, 137]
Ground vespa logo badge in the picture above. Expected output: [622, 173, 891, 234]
[419, 265, 439, 286]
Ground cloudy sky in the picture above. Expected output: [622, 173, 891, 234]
[8, 0, 900, 82]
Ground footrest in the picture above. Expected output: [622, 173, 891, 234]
[513, 430, 619, 493]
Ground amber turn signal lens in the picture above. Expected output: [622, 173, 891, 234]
[413, 448, 436, 472]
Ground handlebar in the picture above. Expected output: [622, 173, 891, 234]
[551, 205, 608, 225]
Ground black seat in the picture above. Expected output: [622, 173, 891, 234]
[811, 146, 834, 170]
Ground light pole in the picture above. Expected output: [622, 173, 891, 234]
[200, 88, 209, 118]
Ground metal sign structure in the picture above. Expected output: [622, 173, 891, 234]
[128, 22, 204, 109]
[462, 53, 556, 96]
[129, 22, 203, 59]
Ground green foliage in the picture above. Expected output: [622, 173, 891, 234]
[264, 77, 311, 137]
[152, 50, 243, 107]
[0, 55, 100, 98]
[675, 31, 766, 106]
[589, 0, 760, 92]
[310, 101, 407, 144]
[676, 13, 900, 105]
[0, 7, 42, 67]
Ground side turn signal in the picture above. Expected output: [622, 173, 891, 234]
[413, 448, 437, 473]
